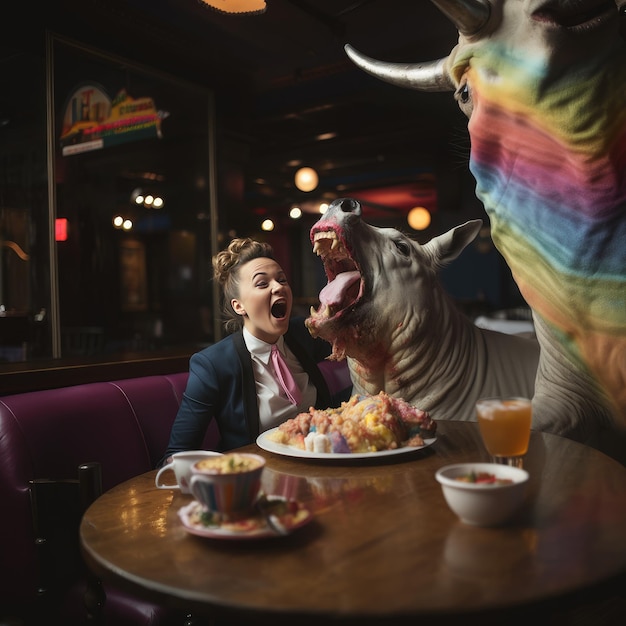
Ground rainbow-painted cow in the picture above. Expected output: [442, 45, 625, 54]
[337, 1, 625, 463]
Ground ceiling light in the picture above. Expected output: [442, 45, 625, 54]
[131, 188, 144, 204]
[319, 203, 329, 214]
[289, 207, 302, 219]
[261, 218, 274, 231]
[315, 132, 337, 141]
[408, 207, 431, 231]
[295, 167, 319, 192]
[199, 0, 266, 15]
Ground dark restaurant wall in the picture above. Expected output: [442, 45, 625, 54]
[0, 1, 524, 392]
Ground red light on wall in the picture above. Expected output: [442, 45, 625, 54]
[55, 218, 68, 242]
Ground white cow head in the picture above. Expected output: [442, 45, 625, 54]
[306, 197, 481, 365]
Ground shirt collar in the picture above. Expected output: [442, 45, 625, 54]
[243, 327, 285, 365]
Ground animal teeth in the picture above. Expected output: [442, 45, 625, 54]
[312, 231, 338, 257]
[308, 304, 333, 319]
[314, 231, 337, 241]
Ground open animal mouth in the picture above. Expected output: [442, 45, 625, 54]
[531, 1, 616, 29]
[310, 229, 363, 322]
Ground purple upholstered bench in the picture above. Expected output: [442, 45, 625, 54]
[0, 372, 217, 626]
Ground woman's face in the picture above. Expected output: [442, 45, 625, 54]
[231, 257, 292, 343]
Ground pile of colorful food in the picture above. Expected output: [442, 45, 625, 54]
[269, 391, 437, 453]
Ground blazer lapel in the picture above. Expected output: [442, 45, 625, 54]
[232, 331, 261, 441]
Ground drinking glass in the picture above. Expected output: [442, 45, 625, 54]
[475, 397, 532, 468]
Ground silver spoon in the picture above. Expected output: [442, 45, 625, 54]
[255, 494, 289, 536]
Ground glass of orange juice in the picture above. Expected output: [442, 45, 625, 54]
[475, 397, 532, 468]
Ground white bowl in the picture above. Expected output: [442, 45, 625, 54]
[435, 463, 529, 527]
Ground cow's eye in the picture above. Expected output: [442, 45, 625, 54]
[457, 82, 470, 104]
[455, 79, 473, 117]
[394, 239, 411, 256]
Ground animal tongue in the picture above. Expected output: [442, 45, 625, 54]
[319, 271, 360, 307]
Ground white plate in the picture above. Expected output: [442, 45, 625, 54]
[256, 427, 437, 460]
[178, 498, 312, 540]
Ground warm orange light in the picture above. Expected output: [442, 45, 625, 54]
[199, 0, 266, 15]
[407, 207, 431, 231]
[294, 167, 319, 192]
[55, 218, 68, 241]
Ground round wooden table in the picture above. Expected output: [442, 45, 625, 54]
[80, 421, 626, 625]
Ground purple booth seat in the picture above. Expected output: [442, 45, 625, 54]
[316, 359, 353, 400]
[0, 373, 214, 626]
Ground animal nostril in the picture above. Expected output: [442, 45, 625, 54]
[338, 198, 361, 216]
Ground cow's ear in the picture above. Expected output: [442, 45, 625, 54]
[424, 219, 482, 267]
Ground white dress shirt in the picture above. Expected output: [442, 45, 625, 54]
[243, 328, 317, 430]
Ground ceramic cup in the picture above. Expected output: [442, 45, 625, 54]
[155, 450, 222, 494]
[189, 452, 266, 517]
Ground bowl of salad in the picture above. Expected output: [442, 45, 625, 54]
[435, 463, 529, 527]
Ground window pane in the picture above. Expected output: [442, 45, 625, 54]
[53, 38, 216, 357]
[0, 45, 50, 363]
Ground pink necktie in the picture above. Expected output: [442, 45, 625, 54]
[271, 344, 301, 405]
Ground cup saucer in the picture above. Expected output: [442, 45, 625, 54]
[178, 496, 312, 540]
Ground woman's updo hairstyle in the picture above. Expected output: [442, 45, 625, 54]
[213, 238, 275, 333]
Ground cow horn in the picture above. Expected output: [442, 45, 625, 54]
[344, 44, 454, 92]
[431, 0, 491, 37]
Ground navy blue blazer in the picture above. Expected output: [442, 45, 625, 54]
[161, 319, 341, 465]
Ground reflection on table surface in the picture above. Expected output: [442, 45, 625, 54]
[80, 421, 626, 625]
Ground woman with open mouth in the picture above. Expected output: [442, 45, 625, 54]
[160, 238, 349, 465]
